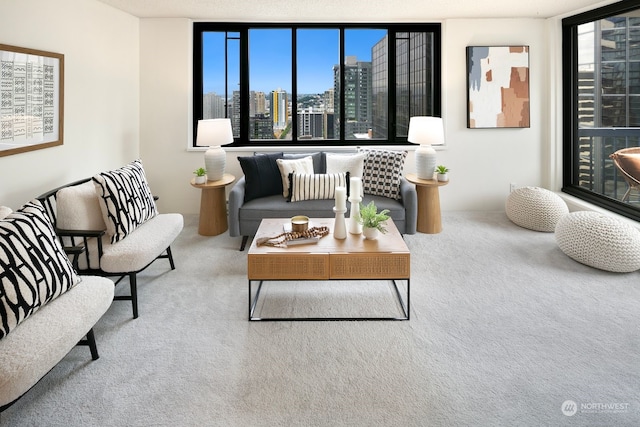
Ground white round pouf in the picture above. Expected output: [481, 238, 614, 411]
[555, 211, 640, 273]
[505, 187, 569, 232]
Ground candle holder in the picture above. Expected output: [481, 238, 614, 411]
[333, 206, 347, 239]
[348, 195, 362, 234]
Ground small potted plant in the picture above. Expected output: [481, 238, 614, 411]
[193, 167, 207, 184]
[436, 165, 449, 182]
[358, 201, 390, 240]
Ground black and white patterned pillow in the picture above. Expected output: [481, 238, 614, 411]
[93, 159, 158, 243]
[0, 200, 81, 339]
[358, 148, 407, 200]
[288, 172, 349, 202]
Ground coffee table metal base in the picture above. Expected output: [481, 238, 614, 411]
[248, 279, 410, 321]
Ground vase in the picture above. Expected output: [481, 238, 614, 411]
[194, 175, 206, 184]
[437, 173, 448, 182]
[362, 227, 379, 240]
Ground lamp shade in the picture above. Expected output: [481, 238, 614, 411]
[408, 116, 444, 180]
[196, 118, 233, 181]
[407, 116, 444, 146]
[196, 118, 234, 148]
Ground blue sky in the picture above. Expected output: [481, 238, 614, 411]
[202, 28, 386, 95]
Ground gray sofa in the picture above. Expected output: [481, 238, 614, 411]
[228, 151, 417, 250]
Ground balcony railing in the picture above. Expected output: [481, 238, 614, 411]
[577, 127, 640, 203]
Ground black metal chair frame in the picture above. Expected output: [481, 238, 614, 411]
[37, 178, 176, 319]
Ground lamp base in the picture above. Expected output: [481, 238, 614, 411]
[415, 144, 437, 180]
[204, 146, 226, 181]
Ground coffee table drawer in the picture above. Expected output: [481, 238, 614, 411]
[248, 253, 330, 280]
[330, 253, 410, 279]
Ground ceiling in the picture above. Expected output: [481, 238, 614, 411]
[95, 0, 613, 20]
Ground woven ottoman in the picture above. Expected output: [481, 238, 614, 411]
[555, 211, 640, 272]
[505, 187, 569, 232]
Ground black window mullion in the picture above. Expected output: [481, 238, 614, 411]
[240, 27, 249, 144]
[292, 28, 298, 143]
[339, 27, 345, 142]
[388, 30, 397, 140]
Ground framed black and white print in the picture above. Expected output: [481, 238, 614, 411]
[0, 44, 64, 157]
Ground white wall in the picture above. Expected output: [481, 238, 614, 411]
[140, 17, 548, 214]
[0, 0, 139, 210]
[0, 2, 552, 214]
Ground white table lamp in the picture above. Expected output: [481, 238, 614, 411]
[196, 118, 234, 181]
[408, 116, 445, 180]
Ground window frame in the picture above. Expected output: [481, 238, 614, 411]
[562, 0, 640, 221]
[193, 22, 441, 148]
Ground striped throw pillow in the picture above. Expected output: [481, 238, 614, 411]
[288, 172, 349, 202]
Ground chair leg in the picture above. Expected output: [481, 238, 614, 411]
[129, 272, 138, 319]
[86, 329, 100, 360]
[239, 236, 249, 251]
[166, 246, 176, 270]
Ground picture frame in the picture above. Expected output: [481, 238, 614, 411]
[0, 44, 64, 157]
[466, 45, 529, 129]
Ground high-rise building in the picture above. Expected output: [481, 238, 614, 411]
[333, 56, 372, 139]
[371, 36, 388, 139]
[202, 92, 226, 120]
[324, 89, 334, 113]
[255, 91, 266, 115]
[391, 32, 433, 137]
[250, 113, 274, 139]
[271, 88, 289, 130]
[298, 107, 324, 139]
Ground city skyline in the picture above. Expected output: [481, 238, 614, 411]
[202, 28, 387, 95]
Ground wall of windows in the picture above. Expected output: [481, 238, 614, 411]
[563, 1, 640, 221]
[193, 23, 441, 147]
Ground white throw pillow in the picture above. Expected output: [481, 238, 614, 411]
[276, 156, 314, 198]
[325, 152, 365, 178]
[56, 180, 106, 231]
[325, 152, 366, 197]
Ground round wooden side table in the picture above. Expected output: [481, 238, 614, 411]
[405, 173, 449, 234]
[190, 173, 235, 236]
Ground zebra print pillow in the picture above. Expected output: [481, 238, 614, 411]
[0, 200, 80, 339]
[288, 172, 349, 202]
[93, 159, 158, 244]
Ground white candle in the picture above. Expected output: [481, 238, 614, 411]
[335, 186, 347, 210]
[350, 177, 362, 199]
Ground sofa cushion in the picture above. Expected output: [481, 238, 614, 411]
[0, 275, 113, 408]
[56, 180, 106, 231]
[99, 213, 184, 273]
[93, 160, 158, 244]
[0, 200, 80, 340]
[288, 172, 349, 202]
[276, 156, 315, 198]
[359, 148, 407, 200]
[238, 152, 284, 202]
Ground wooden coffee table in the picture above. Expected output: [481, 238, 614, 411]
[247, 218, 410, 321]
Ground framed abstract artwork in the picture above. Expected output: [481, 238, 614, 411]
[0, 44, 64, 157]
[466, 46, 529, 129]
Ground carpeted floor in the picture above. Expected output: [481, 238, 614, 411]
[2, 211, 639, 427]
